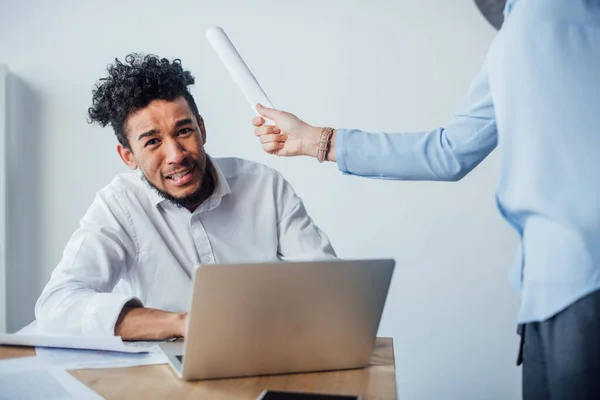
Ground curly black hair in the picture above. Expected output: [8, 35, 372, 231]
[88, 53, 200, 148]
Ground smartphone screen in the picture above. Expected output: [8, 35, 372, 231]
[258, 390, 359, 400]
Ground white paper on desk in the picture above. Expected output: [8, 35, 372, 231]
[0, 333, 155, 353]
[0, 356, 103, 400]
[35, 345, 168, 370]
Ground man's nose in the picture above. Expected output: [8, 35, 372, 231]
[164, 138, 186, 164]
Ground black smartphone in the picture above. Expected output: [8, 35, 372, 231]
[256, 390, 360, 400]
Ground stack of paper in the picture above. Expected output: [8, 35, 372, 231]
[0, 333, 171, 398]
[35, 346, 168, 370]
[0, 333, 156, 353]
[0, 356, 103, 399]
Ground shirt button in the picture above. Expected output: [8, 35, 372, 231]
[201, 256, 213, 264]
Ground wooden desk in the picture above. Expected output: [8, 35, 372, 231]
[0, 337, 396, 399]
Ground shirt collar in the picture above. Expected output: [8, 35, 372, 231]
[142, 156, 231, 211]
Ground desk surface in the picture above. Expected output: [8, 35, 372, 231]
[0, 337, 396, 400]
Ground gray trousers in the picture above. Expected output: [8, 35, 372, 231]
[518, 290, 600, 400]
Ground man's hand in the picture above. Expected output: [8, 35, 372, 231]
[253, 104, 329, 158]
[115, 306, 187, 340]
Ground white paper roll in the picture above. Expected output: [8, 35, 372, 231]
[206, 26, 275, 125]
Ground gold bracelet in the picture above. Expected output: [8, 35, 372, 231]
[317, 127, 334, 163]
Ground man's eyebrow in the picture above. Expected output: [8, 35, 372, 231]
[174, 118, 194, 128]
[136, 119, 193, 141]
[137, 129, 158, 141]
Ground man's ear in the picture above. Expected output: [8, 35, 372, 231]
[117, 144, 138, 170]
[197, 115, 207, 144]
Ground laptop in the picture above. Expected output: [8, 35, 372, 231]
[159, 258, 395, 381]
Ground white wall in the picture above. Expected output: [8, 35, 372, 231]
[0, 0, 521, 398]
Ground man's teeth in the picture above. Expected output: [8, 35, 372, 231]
[170, 169, 191, 180]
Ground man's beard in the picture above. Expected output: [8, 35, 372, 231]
[143, 159, 215, 210]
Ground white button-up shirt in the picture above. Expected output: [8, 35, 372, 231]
[35, 157, 336, 336]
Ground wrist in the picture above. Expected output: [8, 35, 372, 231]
[301, 125, 323, 158]
[175, 312, 187, 337]
[155, 311, 186, 339]
[301, 126, 337, 163]
[166, 311, 186, 338]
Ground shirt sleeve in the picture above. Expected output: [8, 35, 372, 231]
[273, 172, 337, 261]
[336, 57, 497, 181]
[34, 189, 143, 336]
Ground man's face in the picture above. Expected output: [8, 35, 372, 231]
[117, 97, 208, 208]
